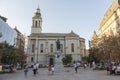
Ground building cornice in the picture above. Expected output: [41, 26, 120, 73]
[99, 0, 120, 30]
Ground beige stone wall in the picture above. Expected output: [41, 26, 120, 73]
[27, 36, 83, 65]
[31, 28, 42, 34]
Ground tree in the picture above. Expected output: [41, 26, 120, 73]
[90, 31, 120, 63]
[88, 48, 99, 63]
[62, 54, 72, 65]
[0, 48, 2, 63]
[0, 42, 26, 64]
[81, 56, 88, 63]
[16, 48, 26, 62]
[0, 42, 18, 64]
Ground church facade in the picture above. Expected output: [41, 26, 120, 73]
[26, 8, 86, 65]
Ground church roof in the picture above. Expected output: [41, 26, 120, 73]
[32, 7, 41, 19]
[31, 33, 66, 37]
[30, 31, 79, 37]
[66, 31, 79, 37]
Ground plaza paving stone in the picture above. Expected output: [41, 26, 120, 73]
[0, 67, 120, 80]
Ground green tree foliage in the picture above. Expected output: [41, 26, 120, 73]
[0, 42, 26, 64]
[0, 48, 2, 63]
[0, 42, 17, 64]
[62, 54, 72, 65]
[88, 48, 99, 63]
[81, 56, 88, 63]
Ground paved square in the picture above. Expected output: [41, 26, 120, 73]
[0, 67, 120, 80]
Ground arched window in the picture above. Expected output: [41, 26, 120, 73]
[71, 43, 74, 52]
[50, 44, 53, 52]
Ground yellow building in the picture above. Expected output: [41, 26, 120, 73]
[92, 0, 120, 47]
[99, 0, 120, 37]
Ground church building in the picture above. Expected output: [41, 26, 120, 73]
[27, 8, 86, 65]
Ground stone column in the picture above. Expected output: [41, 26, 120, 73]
[35, 38, 39, 63]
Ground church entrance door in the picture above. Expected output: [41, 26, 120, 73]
[49, 58, 54, 65]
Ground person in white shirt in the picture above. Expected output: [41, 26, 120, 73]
[73, 63, 78, 73]
[33, 64, 37, 75]
[51, 65, 54, 75]
[36, 63, 39, 74]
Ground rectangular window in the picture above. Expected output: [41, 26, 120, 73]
[32, 44, 35, 52]
[31, 57, 34, 62]
[71, 43, 74, 52]
[50, 44, 53, 52]
[40, 44, 44, 53]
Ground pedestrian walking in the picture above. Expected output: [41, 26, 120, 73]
[24, 66, 28, 77]
[48, 64, 52, 75]
[33, 64, 37, 75]
[109, 64, 113, 74]
[73, 62, 78, 73]
[106, 64, 110, 75]
[51, 65, 54, 75]
[84, 63, 87, 69]
[36, 63, 39, 74]
[92, 61, 96, 70]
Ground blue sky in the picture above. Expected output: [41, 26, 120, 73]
[0, 0, 114, 49]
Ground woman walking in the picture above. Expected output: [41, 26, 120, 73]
[48, 64, 52, 75]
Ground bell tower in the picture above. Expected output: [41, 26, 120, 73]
[31, 7, 42, 34]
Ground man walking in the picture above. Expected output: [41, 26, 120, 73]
[74, 62, 78, 73]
